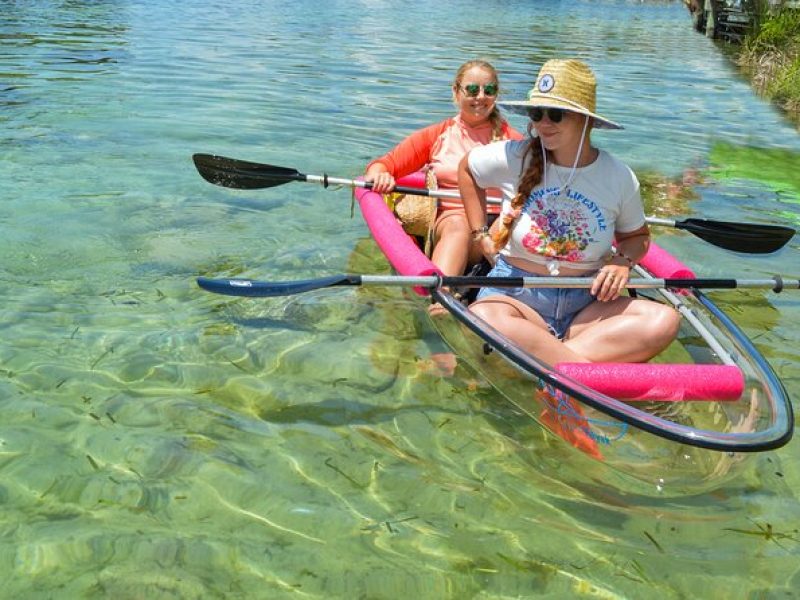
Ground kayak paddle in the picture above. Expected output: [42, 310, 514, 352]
[192, 153, 796, 255]
[197, 274, 799, 298]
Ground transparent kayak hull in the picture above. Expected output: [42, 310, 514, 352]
[427, 286, 791, 493]
[354, 173, 793, 493]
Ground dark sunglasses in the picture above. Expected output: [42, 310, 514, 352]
[460, 83, 499, 97]
[530, 107, 565, 123]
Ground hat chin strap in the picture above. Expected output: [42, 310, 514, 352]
[536, 115, 590, 276]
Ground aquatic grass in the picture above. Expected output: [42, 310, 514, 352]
[636, 169, 700, 218]
[3, 1, 800, 596]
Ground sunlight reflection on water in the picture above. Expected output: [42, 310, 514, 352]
[1, 0, 799, 596]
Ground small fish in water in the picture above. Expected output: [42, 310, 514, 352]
[353, 426, 423, 464]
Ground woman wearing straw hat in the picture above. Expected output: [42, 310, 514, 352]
[365, 59, 523, 281]
[458, 59, 680, 366]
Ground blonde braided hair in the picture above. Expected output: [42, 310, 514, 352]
[491, 136, 545, 250]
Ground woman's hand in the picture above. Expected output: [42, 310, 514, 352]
[592, 226, 649, 301]
[364, 167, 396, 194]
[591, 265, 630, 302]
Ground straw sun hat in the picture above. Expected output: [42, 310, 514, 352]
[499, 59, 622, 130]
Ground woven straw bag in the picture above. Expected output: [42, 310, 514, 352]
[390, 170, 438, 253]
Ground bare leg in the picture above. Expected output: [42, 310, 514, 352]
[431, 211, 472, 276]
[565, 297, 681, 363]
[470, 295, 680, 365]
[428, 211, 477, 317]
[471, 296, 606, 458]
[470, 296, 590, 365]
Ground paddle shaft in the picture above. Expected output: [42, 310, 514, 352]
[311, 175, 786, 231]
[306, 173, 471, 198]
[193, 154, 796, 254]
[344, 275, 799, 290]
[316, 175, 794, 249]
[298, 174, 730, 235]
[197, 274, 800, 298]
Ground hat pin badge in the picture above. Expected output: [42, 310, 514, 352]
[538, 74, 555, 93]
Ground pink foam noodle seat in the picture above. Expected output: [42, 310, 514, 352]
[554, 362, 745, 401]
[638, 242, 696, 279]
[355, 175, 441, 296]
[395, 172, 427, 188]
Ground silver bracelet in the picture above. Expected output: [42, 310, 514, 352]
[471, 226, 489, 241]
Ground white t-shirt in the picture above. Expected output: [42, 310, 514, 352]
[468, 139, 645, 271]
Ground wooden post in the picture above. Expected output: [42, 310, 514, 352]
[705, 0, 717, 38]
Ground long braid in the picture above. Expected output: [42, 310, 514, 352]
[491, 138, 545, 250]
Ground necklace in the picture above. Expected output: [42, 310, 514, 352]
[548, 163, 579, 202]
[541, 165, 575, 276]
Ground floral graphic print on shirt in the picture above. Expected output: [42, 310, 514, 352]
[520, 188, 599, 262]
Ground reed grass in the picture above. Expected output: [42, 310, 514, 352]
[737, 3, 800, 119]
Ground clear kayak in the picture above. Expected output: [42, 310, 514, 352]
[354, 173, 794, 494]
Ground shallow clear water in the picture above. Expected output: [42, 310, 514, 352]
[1, 0, 799, 596]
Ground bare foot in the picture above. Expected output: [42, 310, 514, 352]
[416, 352, 458, 377]
[430, 352, 457, 376]
[427, 302, 448, 317]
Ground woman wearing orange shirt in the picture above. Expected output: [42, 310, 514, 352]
[365, 60, 523, 278]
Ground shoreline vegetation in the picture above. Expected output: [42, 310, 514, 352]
[738, 1, 800, 123]
[685, 1, 800, 127]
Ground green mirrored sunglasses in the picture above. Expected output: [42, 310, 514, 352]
[460, 83, 498, 97]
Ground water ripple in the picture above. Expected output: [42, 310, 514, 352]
[2, 0, 800, 596]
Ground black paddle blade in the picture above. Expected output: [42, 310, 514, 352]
[192, 153, 305, 190]
[677, 218, 796, 254]
[197, 275, 360, 297]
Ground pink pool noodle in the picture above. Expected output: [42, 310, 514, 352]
[555, 363, 744, 401]
[355, 175, 440, 296]
[638, 241, 696, 279]
[395, 172, 427, 188]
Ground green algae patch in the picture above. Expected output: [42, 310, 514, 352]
[708, 142, 800, 209]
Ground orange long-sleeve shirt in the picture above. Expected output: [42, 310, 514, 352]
[368, 115, 523, 196]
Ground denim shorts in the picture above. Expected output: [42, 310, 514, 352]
[475, 256, 594, 339]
